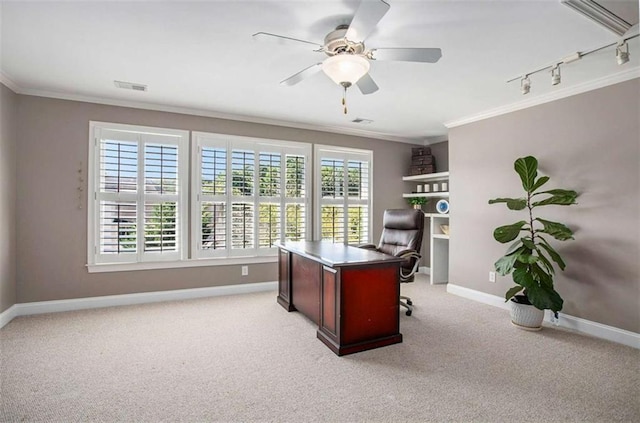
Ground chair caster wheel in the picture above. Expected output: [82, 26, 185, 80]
[406, 310, 412, 316]
[406, 300, 413, 306]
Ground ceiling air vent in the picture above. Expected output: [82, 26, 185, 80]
[351, 118, 373, 124]
[114, 80, 148, 92]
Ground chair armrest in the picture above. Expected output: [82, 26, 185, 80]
[395, 249, 422, 260]
[357, 243, 378, 250]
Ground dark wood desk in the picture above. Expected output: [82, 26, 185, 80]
[276, 241, 404, 356]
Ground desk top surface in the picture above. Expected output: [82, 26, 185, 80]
[277, 241, 404, 267]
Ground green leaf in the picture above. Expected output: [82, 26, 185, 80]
[530, 176, 550, 193]
[516, 253, 539, 264]
[505, 239, 524, 256]
[521, 238, 535, 250]
[537, 218, 574, 241]
[495, 249, 523, 276]
[525, 281, 563, 313]
[534, 246, 556, 275]
[514, 156, 538, 192]
[512, 267, 536, 290]
[488, 197, 527, 210]
[493, 221, 527, 243]
[538, 237, 566, 270]
[532, 189, 578, 207]
[505, 285, 524, 302]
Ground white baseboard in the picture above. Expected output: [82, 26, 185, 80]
[0, 305, 18, 329]
[447, 283, 640, 349]
[0, 281, 278, 329]
[419, 266, 431, 275]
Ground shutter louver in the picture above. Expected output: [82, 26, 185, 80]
[201, 147, 226, 195]
[100, 140, 137, 193]
[231, 203, 254, 249]
[145, 144, 178, 194]
[232, 150, 254, 196]
[258, 204, 281, 248]
[201, 202, 226, 250]
[321, 205, 345, 243]
[144, 202, 177, 252]
[99, 201, 137, 254]
[321, 158, 344, 198]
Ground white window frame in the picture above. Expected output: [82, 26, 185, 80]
[314, 144, 373, 244]
[192, 132, 312, 260]
[87, 122, 189, 267]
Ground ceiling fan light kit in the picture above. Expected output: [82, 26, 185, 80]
[253, 0, 441, 114]
[321, 54, 370, 86]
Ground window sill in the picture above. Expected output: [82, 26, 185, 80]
[86, 256, 278, 273]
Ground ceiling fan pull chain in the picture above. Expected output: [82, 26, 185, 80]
[343, 84, 348, 114]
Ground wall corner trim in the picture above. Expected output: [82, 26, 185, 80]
[444, 68, 640, 129]
[0, 281, 277, 330]
[446, 284, 640, 349]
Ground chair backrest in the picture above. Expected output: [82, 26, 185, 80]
[376, 209, 424, 257]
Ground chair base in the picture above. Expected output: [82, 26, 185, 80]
[400, 295, 413, 316]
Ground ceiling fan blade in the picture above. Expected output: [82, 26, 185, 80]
[356, 73, 379, 95]
[280, 63, 323, 86]
[371, 48, 442, 63]
[345, 0, 390, 43]
[252, 32, 322, 49]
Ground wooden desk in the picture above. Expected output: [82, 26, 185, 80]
[276, 241, 404, 356]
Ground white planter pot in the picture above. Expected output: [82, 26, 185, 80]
[510, 299, 544, 331]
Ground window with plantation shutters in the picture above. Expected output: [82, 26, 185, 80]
[89, 123, 188, 266]
[192, 132, 311, 259]
[315, 146, 372, 245]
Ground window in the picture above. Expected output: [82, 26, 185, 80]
[192, 132, 311, 259]
[315, 145, 372, 244]
[88, 122, 189, 265]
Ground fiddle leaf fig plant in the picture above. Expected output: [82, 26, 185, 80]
[488, 156, 578, 317]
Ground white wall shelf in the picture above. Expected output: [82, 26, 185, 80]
[402, 171, 450, 182]
[402, 192, 449, 198]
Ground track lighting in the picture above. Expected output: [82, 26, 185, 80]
[551, 65, 561, 86]
[521, 76, 531, 95]
[507, 31, 638, 94]
[616, 42, 629, 65]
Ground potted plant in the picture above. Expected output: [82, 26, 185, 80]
[488, 156, 578, 330]
[407, 196, 428, 210]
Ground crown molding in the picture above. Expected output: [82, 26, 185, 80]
[5, 78, 420, 144]
[0, 73, 21, 93]
[444, 67, 640, 129]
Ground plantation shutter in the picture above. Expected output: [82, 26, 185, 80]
[91, 124, 188, 265]
[315, 146, 372, 244]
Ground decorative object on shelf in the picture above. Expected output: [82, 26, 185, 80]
[436, 199, 449, 214]
[409, 146, 436, 175]
[441, 182, 448, 191]
[423, 184, 430, 192]
[439, 224, 449, 235]
[488, 155, 578, 330]
[433, 183, 439, 192]
[406, 196, 428, 210]
[416, 185, 422, 193]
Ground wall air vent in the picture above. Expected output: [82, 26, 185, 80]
[114, 80, 148, 92]
[351, 118, 373, 124]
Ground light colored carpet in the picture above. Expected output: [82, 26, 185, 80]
[1, 275, 638, 422]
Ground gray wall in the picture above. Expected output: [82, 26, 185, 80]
[449, 78, 639, 333]
[0, 84, 18, 313]
[15, 95, 418, 303]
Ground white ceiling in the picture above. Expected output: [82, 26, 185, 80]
[1, 0, 638, 143]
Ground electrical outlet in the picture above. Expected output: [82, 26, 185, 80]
[489, 271, 496, 283]
[241, 265, 248, 276]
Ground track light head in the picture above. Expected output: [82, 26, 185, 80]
[551, 65, 561, 86]
[521, 76, 531, 95]
[616, 42, 630, 65]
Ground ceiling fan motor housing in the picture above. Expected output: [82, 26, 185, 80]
[324, 25, 365, 56]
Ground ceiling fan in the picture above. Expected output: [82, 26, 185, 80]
[253, 0, 442, 113]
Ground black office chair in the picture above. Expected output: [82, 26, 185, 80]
[359, 209, 424, 316]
